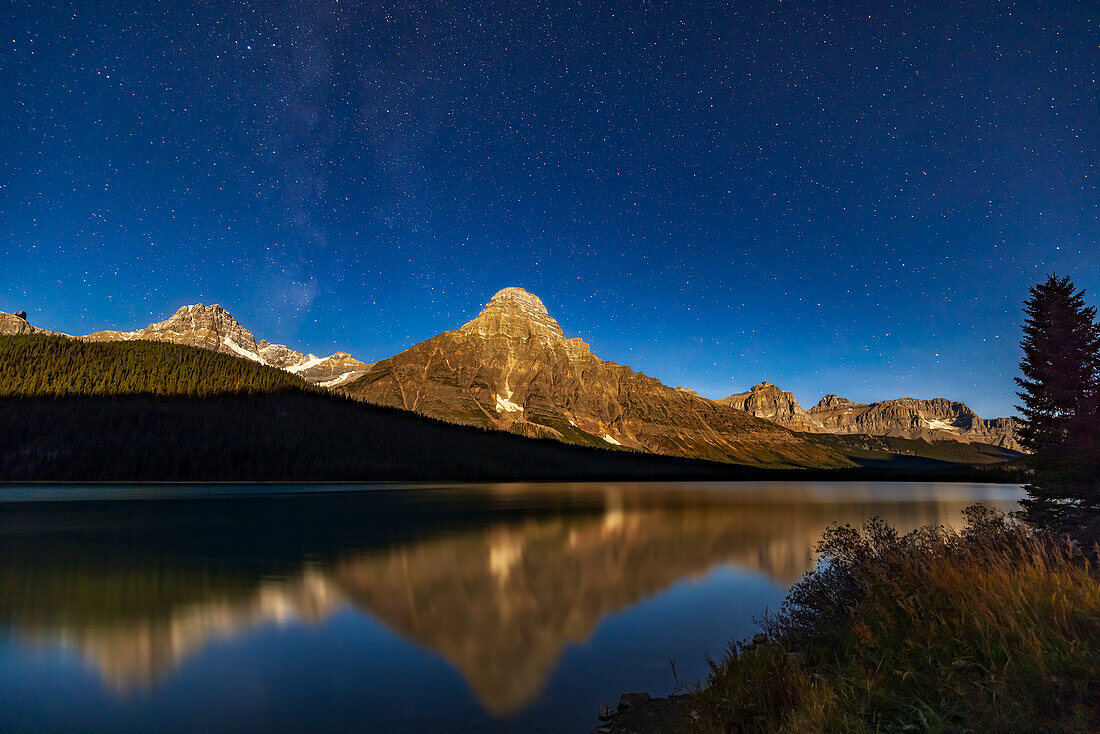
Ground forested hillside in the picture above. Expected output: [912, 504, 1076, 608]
[0, 335, 747, 481]
[0, 334, 1023, 483]
[0, 335, 312, 397]
[0, 393, 769, 482]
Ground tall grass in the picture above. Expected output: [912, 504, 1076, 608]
[690, 506, 1100, 732]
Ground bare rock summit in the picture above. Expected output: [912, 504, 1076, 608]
[717, 381, 820, 433]
[719, 385, 1022, 453]
[342, 288, 848, 469]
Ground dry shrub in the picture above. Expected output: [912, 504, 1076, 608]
[690, 506, 1100, 733]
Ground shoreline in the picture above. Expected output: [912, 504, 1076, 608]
[0, 478, 1027, 505]
[588, 692, 690, 734]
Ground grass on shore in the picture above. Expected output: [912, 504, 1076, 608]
[689, 506, 1100, 732]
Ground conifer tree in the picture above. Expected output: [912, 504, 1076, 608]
[1015, 275, 1100, 541]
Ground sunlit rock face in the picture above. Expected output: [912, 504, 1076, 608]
[0, 311, 58, 336]
[254, 339, 375, 384]
[717, 381, 821, 432]
[1, 307, 372, 387]
[806, 395, 1023, 452]
[343, 288, 848, 469]
[717, 382, 1023, 453]
[85, 304, 265, 359]
[256, 339, 308, 368]
[974, 417, 1024, 451]
[295, 351, 376, 386]
[462, 287, 572, 343]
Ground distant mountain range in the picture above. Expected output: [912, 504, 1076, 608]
[1, 288, 1022, 465]
[1, 305, 372, 386]
[720, 381, 1023, 452]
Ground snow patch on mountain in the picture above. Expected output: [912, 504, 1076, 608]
[495, 394, 524, 413]
[319, 371, 356, 387]
[222, 336, 264, 363]
[924, 418, 960, 433]
[286, 355, 325, 373]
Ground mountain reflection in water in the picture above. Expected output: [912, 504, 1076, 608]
[0, 482, 1022, 729]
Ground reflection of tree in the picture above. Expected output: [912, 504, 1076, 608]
[0, 487, 1018, 712]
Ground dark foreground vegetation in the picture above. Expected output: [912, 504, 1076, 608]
[686, 508, 1099, 732]
[639, 276, 1100, 733]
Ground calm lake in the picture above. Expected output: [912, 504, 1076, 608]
[0, 482, 1023, 733]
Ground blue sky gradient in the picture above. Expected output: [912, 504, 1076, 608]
[3, 1, 1096, 417]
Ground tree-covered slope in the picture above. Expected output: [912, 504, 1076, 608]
[0, 334, 755, 481]
[0, 334, 313, 397]
[0, 334, 1023, 482]
[0, 393, 778, 482]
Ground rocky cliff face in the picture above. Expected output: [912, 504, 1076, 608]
[298, 351, 375, 386]
[718, 383, 1023, 452]
[972, 416, 1024, 450]
[255, 342, 373, 385]
[717, 381, 821, 432]
[84, 304, 267, 359]
[255, 339, 307, 368]
[2, 306, 372, 386]
[0, 311, 58, 336]
[807, 395, 1023, 452]
[342, 288, 848, 469]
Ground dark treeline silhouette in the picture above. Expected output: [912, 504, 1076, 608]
[0, 334, 1023, 483]
[0, 393, 739, 481]
[0, 393, 1024, 483]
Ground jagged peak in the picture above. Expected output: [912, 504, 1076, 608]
[140, 303, 260, 357]
[463, 287, 565, 339]
[154, 303, 243, 331]
[486, 287, 550, 316]
[751, 380, 779, 391]
[171, 303, 232, 318]
[813, 394, 852, 410]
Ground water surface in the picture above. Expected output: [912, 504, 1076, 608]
[0, 482, 1022, 733]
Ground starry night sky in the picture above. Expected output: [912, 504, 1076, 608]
[3, 1, 1096, 417]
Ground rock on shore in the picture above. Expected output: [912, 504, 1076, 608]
[590, 692, 691, 734]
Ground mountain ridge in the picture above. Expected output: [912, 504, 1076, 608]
[720, 381, 1022, 452]
[340, 288, 850, 469]
[2, 289, 1023, 461]
[1, 304, 372, 386]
